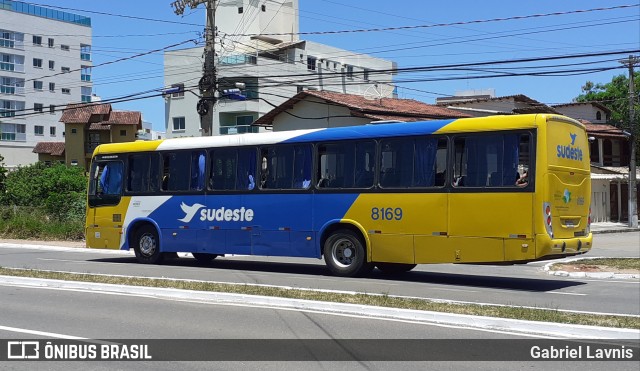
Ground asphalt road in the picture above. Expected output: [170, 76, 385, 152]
[0, 284, 637, 371]
[0, 232, 638, 316]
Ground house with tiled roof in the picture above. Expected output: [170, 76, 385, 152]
[33, 103, 142, 170]
[579, 119, 637, 224]
[435, 94, 559, 116]
[253, 90, 470, 131]
[552, 102, 611, 124]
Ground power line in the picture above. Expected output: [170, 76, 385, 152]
[227, 4, 639, 37]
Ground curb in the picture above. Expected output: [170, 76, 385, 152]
[544, 257, 640, 280]
[1, 275, 638, 340]
[592, 228, 640, 234]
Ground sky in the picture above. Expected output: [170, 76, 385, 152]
[30, 0, 640, 131]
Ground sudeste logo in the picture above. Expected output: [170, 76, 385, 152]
[178, 202, 254, 223]
[556, 133, 583, 161]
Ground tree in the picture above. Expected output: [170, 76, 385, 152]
[576, 71, 640, 126]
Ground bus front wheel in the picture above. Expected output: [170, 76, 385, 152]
[323, 229, 373, 277]
[375, 263, 417, 274]
[133, 225, 163, 264]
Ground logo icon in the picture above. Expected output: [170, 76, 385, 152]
[178, 202, 205, 223]
[7, 341, 40, 359]
[570, 133, 577, 145]
[563, 189, 572, 204]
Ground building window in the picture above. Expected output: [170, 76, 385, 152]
[120, 129, 127, 136]
[48, 60, 55, 70]
[62, 88, 71, 94]
[49, 82, 55, 92]
[81, 66, 91, 82]
[346, 65, 353, 79]
[81, 86, 92, 103]
[261, 5, 266, 11]
[50, 126, 56, 136]
[172, 117, 186, 131]
[32, 35, 42, 45]
[33, 58, 42, 68]
[596, 111, 602, 121]
[61, 66, 70, 73]
[61, 44, 70, 51]
[71, 128, 77, 134]
[363, 68, 369, 81]
[34, 103, 43, 112]
[35, 125, 44, 135]
[49, 105, 55, 114]
[307, 56, 317, 71]
[1, 54, 14, 71]
[80, 44, 91, 61]
[238, 7, 243, 13]
[0, 123, 26, 141]
[48, 38, 54, 48]
[1, 31, 15, 48]
[33, 81, 43, 90]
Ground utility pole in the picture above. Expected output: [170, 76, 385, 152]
[621, 55, 639, 228]
[171, 0, 217, 136]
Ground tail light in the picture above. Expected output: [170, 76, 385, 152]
[586, 205, 592, 234]
[543, 202, 553, 238]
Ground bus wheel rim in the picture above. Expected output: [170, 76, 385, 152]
[332, 238, 355, 267]
[139, 233, 156, 256]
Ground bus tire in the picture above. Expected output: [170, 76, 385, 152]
[192, 253, 218, 263]
[375, 263, 417, 274]
[323, 229, 373, 277]
[133, 225, 163, 264]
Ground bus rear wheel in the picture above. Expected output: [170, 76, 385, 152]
[133, 225, 163, 264]
[192, 253, 218, 263]
[323, 229, 373, 277]
[375, 263, 417, 274]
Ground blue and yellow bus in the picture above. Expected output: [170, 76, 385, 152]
[86, 114, 593, 277]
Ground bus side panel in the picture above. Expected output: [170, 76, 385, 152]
[342, 193, 448, 264]
[447, 192, 534, 262]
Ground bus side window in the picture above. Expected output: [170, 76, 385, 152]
[453, 133, 531, 188]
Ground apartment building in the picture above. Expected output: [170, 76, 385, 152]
[164, 0, 396, 138]
[0, 0, 92, 168]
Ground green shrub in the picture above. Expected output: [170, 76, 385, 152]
[0, 206, 84, 240]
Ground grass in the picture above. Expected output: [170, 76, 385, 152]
[1, 266, 638, 330]
[0, 207, 84, 241]
[550, 258, 640, 272]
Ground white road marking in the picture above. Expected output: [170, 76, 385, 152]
[0, 325, 88, 340]
[546, 291, 587, 296]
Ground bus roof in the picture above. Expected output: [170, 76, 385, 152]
[93, 114, 583, 155]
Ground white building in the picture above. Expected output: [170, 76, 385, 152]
[0, 1, 92, 168]
[164, 0, 396, 137]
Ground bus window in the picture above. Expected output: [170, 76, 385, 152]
[210, 148, 237, 190]
[190, 151, 206, 191]
[236, 148, 257, 190]
[453, 132, 530, 188]
[260, 144, 311, 190]
[318, 141, 374, 189]
[97, 162, 123, 196]
[379, 137, 446, 188]
[414, 137, 447, 187]
[162, 151, 202, 192]
[127, 153, 159, 193]
[88, 161, 123, 207]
